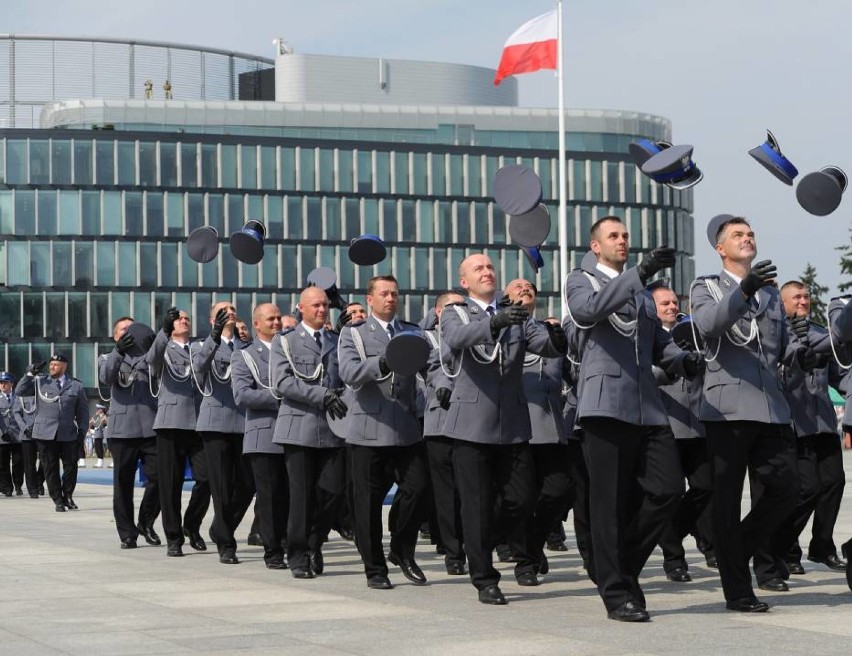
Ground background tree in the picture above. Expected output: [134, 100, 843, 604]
[800, 263, 828, 322]
[838, 227, 852, 292]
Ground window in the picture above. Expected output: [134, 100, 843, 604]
[166, 193, 184, 237]
[265, 195, 283, 239]
[8, 242, 29, 286]
[363, 199, 378, 236]
[606, 162, 620, 203]
[73, 141, 94, 185]
[357, 151, 372, 193]
[124, 192, 143, 237]
[37, 189, 57, 235]
[81, 191, 100, 236]
[96, 140, 114, 185]
[280, 148, 296, 190]
[220, 144, 237, 188]
[260, 146, 276, 190]
[375, 151, 390, 194]
[430, 154, 446, 196]
[456, 202, 470, 243]
[417, 200, 433, 241]
[15, 189, 36, 235]
[30, 242, 50, 287]
[299, 148, 315, 191]
[344, 198, 359, 237]
[325, 198, 341, 240]
[337, 150, 353, 193]
[181, 245, 198, 287]
[160, 142, 177, 187]
[145, 192, 164, 237]
[22, 293, 43, 338]
[393, 152, 409, 195]
[59, 191, 80, 235]
[201, 144, 217, 188]
[139, 141, 156, 187]
[381, 200, 397, 242]
[90, 293, 109, 337]
[140, 243, 158, 288]
[75, 242, 94, 289]
[449, 155, 463, 196]
[52, 140, 71, 185]
[467, 155, 482, 197]
[96, 241, 115, 286]
[30, 140, 49, 184]
[180, 143, 198, 188]
[132, 293, 151, 327]
[187, 193, 204, 232]
[117, 141, 136, 185]
[102, 192, 122, 235]
[111, 292, 131, 323]
[53, 242, 71, 288]
[287, 196, 304, 240]
[412, 153, 427, 195]
[161, 243, 178, 287]
[228, 194, 244, 234]
[118, 242, 136, 287]
[589, 161, 603, 202]
[45, 292, 65, 339]
[318, 149, 333, 192]
[207, 194, 225, 234]
[306, 198, 322, 240]
[240, 145, 257, 189]
[436, 202, 452, 242]
[6, 140, 27, 184]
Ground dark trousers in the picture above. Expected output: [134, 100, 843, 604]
[425, 436, 465, 565]
[37, 440, 79, 503]
[349, 442, 428, 579]
[284, 445, 345, 570]
[581, 419, 683, 611]
[110, 437, 160, 542]
[248, 453, 288, 562]
[567, 439, 593, 572]
[21, 440, 44, 494]
[0, 442, 24, 493]
[452, 440, 537, 590]
[785, 433, 845, 563]
[525, 443, 572, 567]
[94, 438, 105, 459]
[155, 429, 209, 546]
[200, 432, 254, 554]
[704, 421, 798, 600]
[658, 438, 714, 573]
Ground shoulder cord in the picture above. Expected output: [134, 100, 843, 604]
[240, 349, 283, 400]
[148, 343, 191, 398]
[95, 352, 153, 402]
[688, 278, 763, 363]
[421, 330, 442, 383]
[35, 377, 61, 404]
[187, 342, 215, 398]
[279, 333, 324, 382]
[826, 300, 852, 370]
[19, 395, 37, 416]
[523, 352, 544, 380]
[188, 342, 233, 397]
[338, 326, 394, 392]
[437, 305, 503, 378]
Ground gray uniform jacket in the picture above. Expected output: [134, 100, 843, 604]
[565, 263, 685, 426]
[338, 317, 422, 447]
[15, 375, 90, 442]
[0, 393, 21, 442]
[192, 336, 245, 435]
[147, 330, 200, 432]
[827, 296, 852, 427]
[690, 271, 797, 424]
[231, 341, 285, 455]
[98, 350, 157, 439]
[422, 328, 454, 438]
[560, 319, 581, 440]
[782, 321, 839, 438]
[271, 327, 344, 449]
[524, 350, 569, 445]
[14, 397, 35, 440]
[653, 366, 706, 440]
[439, 301, 565, 445]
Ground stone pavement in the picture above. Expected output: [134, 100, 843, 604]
[2, 455, 852, 656]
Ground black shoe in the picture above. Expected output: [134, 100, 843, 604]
[2, 491, 12, 497]
[786, 561, 806, 575]
[607, 600, 650, 622]
[309, 550, 324, 575]
[335, 526, 355, 542]
[808, 554, 847, 572]
[446, 561, 467, 576]
[666, 567, 692, 583]
[435, 544, 447, 555]
[208, 528, 219, 548]
[758, 577, 789, 592]
[538, 553, 550, 575]
[246, 532, 263, 546]
[367, 574, 393, 590]
[15, 488, 22, 496]
[842, 543, 852, 592]
[419, 528, 431, 540]
[546, 541, 568, 552]
[388, 551, 427, 585]
[726, 596, 769, 612]
[167, 544, 184, 557]
[183, 528, 207, 551]
[291, 566, 315, 579]
[516, 571, 541, 587]
[38, 485, 45, 496]
[219, 550, 240, 565]
[137, 524, 162, 546]
[265, 556, 288, 570]
[54, 502, 66, 512]
[120, 537, 137, 549]
[29, 491, 39, 499]
[495, 544, 518, 563]
[705, 554, 718, 569]
[478, 584, 507, 605]
[64, 496, 78, 510]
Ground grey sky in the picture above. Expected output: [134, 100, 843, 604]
[7, 0, 851, 299]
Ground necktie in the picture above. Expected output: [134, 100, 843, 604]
[57, 378, 63, 389]
[314, 331, 323, 350]
[227, 340, 234, 352]
[183, 344, 189, 353]
[486, 306, 496, 317]
[387, 322, 395, 339]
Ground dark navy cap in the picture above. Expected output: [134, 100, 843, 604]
[493, 164, 542, 216]
[628, 139, 670, 169]
[671, 316, 704, 352]
[521, 246, 544, 274]
[186, 226, 219, 263]
[50, 353, 68, 363]
[229, 220, 266, 264]
[748, 130, 798, 186]
[385, 332, 430, 377]
[796, 166, 847, 216]
[641, 144, 703, 190]
[705, 213, 736, 247]
[0, 371, 14, 383]
[306, 267, 347, 311]
[509, 203, 550, 248]
[348, 234, 386, 266]
[126, 322, 156, 356]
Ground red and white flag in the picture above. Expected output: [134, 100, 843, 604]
[493, 10, 558, 86]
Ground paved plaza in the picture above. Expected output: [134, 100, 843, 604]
[2, 455, 852, 656]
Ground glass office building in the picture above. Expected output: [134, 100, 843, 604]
[0, 45, 695, 391]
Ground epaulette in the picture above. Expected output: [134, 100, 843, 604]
[348, 319, 367, 328]
[399, 319, 420, 328]
[693, 274, 719, 281]
[279, 327, 296, 336]
[443, 302, 468, 308]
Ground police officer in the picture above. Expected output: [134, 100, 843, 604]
[232, 303, 288, 569]
[690, 215, 805, 612]
[0, 371, 23, 496]
[14, 391, 43, 498]
[16, 354, 90, 512]
[338, 275, 429, 590]
[440, 254, 568, 606]
[193, 301, 253, 565]
[147, 308, 210, 557]
[272, 287, 347, 579]
[98, 316, 161, 549]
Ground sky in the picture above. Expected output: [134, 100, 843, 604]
[6, 0, 852, 299]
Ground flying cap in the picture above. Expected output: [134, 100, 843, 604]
[186, 226, 219, 263]
[385, 332, 431, 377]
[671, 316, 704, 352]
[748, 130, 798, 185]
[508, 204, 551, 248]
[628, 139, 669, 169]
[348, 234, 387, 266]
[521, 246, 544, 274]
[641, 144, 703, 190]
[796, 166, 847, 216]
[705, 213, 736, 247]
[493, 164, 543, 216]
[306, 267, 348, 311]
[125, 322, 156, 357]
[50, 353, 68, 363]
[229, 220, 266, 264]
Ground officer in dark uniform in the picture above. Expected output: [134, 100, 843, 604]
[0, 372, 24, 496]
[14, 392, 44, 497]
[16, 354, 90, 512]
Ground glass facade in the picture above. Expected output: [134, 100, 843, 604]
[0, 127, 694, 390]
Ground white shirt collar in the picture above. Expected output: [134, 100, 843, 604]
[723, 268, 743, 285]
[595, 262, 622, 279]
[300, 321, 324, 337]
[467, 296, 497, 313]
[372, 316, 397, 333]
[259, 338, 273, 351]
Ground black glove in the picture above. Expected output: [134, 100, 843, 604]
[675, 337, 695, 352]
[23, 428, 32, 440]
[115, 332, 135, 355]
[77, 428, 87, 443]
[797, 347, 820, 371]
[210, 307, 229, 343]
[682, 352, 706, 378]
[789, 315, 809, 345]
[378, 356, 391, 376]
[162, 307, 180, 336]
[436, 387, 452, 410]
[545, 322, 568, 353]
[740, 260, 776, 298]
[0, 433, 10, 443]
[323, 389, 348, 420]
[490, 303, 529, 336]
[636, 245, 676, 284]
[27, 360, 47, 377]
[335, 311, 352, 333]
[497, 294, 514, 309]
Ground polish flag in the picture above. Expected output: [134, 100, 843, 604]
[494, 10, 558, 86]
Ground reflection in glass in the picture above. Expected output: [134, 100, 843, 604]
[52, 140, 72, 185]
[201, 144, 218, 187]
[30, 140, 49, 184]
[75, 242, 94, 289]
[31, 243, 50, 286]
[96, 241, 115, 287]
[124, 192, 143, 236]
[117, 141, 136, 185]
[181, 142, 198, 188]
[6, 140, 27, 185]
[22, 293, 43, 339]
[8, 242, 29, 286]
[53, 242, 71, 288]
[59, 191, 80, 235]
[220, 144, 237, 188]
[240, 145, 257, 189]
[45, 293, 65, 339]
[15, 190, 36, 235]
[160, 142, 177, 187]
[81, 191, 100, 236]
[96, 140, 115, 185]
[139, 141, 157, 187]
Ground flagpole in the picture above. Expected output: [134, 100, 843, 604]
[556, 0, 569, 320]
